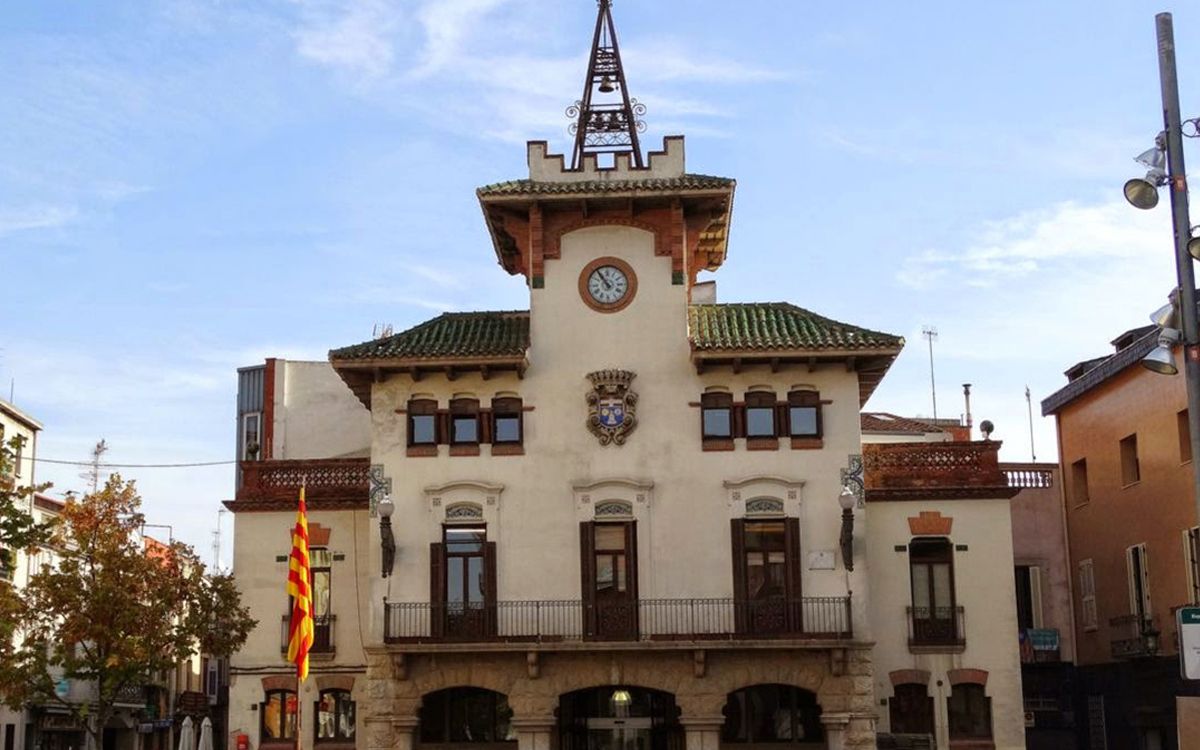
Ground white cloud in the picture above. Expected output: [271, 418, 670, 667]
[293, 0, 403, 80]
[0, 205, 78, 235]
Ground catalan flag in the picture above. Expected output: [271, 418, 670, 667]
[286, 486, 314, 680]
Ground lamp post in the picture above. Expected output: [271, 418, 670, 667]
[1127, 13, 1200, 530]
[838, 486, 856, 571]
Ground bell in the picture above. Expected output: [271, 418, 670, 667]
[598, 75, 616, 93]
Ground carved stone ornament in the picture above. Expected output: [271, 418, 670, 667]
[368, 464, 392, 518]
[585, 369, 638, 446]
[840, 454, 864, 508]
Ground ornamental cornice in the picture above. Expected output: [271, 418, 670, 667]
[722, 475, 806, 491]
[571, 477, 655, 493]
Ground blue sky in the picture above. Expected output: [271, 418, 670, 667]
[2, 0, 1197, 565]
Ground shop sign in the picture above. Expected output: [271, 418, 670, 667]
[1180, 606, 1200, 680]
[138, 724, 154, 734]
[40, 714, 82, 731]
[153, 720, 172, 730]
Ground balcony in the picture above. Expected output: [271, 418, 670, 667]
[383, 597, 853, 645]
[1003, 463, 1055, 489]
[1109, 613, 1159, 659]
[906, 606, 965, 651]
[1019, 627, 1062, 663]
[280, 614, 337, 655]
[231, 458, 369, 511]
[864, 442, 1018, 501]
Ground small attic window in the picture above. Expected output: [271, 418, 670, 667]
[1112, 332, 1138, 351]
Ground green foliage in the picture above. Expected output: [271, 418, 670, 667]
[0, 435, 54, 567]
[0, 475, 256, 748]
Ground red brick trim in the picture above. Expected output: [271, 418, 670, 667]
[908, 511, 953, 536]
[746, 437, 779, 451]
[406, 445, 438, 458]
[449, 445, 481, 457]
[703, 439, 735, 452]
[790, 438, 824, 450]
[490, 444, 525, 456]
[315, 675, 355, 692]
[308, 523, 331, 547]
[889, 669, 931, 687]
[947, 668, 988, 687]
[263, 358, 277, 459]
[261, 676, 296, 692]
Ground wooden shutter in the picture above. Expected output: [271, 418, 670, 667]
[626, 522, 640, 636]
[580, 522, 596, 636]
[429, 542, 446, 638]
[775, 402, 790, 438]
[732, 403, 746, 438]
[730, 519, 747, 633]
[484, 541, 498, 637]
[1079, 559, 1097, 631]
[785, 517, 803, 630]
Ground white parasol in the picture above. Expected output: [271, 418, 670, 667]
[177, 716, 196, 750]
[197, 717, 214, 750]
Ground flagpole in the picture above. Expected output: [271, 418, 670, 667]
[297, 476, 305, 750]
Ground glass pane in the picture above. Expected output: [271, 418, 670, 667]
[703, 408, 731, 437]
[312, 569, 330, 617]
[745, 522, 784, 551]
[318, 693, 336, 739]
[453, 416, 478, 443]
[746, 555, 766, 599]
[616, 556, 627, 593]
[310, 548, 332, 567]
[264, 694, 283, 738]
[284, 693, 297, 738]
[494, 415, 521, 443]
[912, 565, 931, 611]
[746, 407, 775, 437]
[338, 697, 356, 739]
[468, 556, 485, 604]
[789, 407, 818, 436]
[596, 556, 615, 592]
[445, 527, 485, 553]
[932, 563, 953, 611]
[448, 559, 465, 604]
[595, 525, 625, 551]
[412, 415, 436, 444]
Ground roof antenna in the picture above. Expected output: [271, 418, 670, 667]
[922, 326, 939, 421]
[1026, 385, 1037, 462]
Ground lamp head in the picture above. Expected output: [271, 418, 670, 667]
[1135, 146, 1167, 171]
[838, 485, 856, 511]
[1124, 175, 1161, 210]
[1142, 328, 1181, 375]
[1150, 301, 1180, 329]
[377, 495, 395, 519]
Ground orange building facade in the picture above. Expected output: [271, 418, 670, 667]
[1043, 327, 1200, 750]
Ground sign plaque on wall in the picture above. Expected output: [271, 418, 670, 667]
[1179, 606, 1200, 680]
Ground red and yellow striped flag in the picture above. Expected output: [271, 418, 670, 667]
[286, 486, 314, 680]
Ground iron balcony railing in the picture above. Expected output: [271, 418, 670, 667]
[281, 614, 336, 654]
[1109, 614, 1158, 659]
[906, 606, 966, 649]
[383, 597, 852, 644]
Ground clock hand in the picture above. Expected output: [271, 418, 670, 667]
[601, 273, 613, 290]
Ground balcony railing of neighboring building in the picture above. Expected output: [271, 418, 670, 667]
[1002, 463, 1056, 489]
[280, 614, 336, 655]
[863, 441, 1017, 500]
[113, 683, 148, 708]
[906, 606, 966, 650]
[232, 458, 370, 510]
[1109, 613, 1159, 659]
[383, 597, 853, 644]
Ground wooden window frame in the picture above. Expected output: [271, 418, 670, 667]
[260, 689, 298, 744]
[491, 397, 524, 455]
[1125, 542, 1151, 622]
[314, 689, 356, 744]
[430, 526, 496, 639]
[744, 391, 779, 450]
[730, 517, 802, 634]
[1186, 527, 1200, 606]
[889, 683, 935, 738]
[786, 389, 823, 449]
[407, 398, 439, 456]
[700, 392, 734, 451]
[449, 398, 481, 456]
[580, 521, 639, 639]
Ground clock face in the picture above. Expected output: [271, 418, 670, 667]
[587, 265, 629, 305]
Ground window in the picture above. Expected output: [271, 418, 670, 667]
[1181, 410, 1193, 463]
[450, 398, 480, 445]
[1014, 565, 1043, 630]
[1126, 543, 1151, 621]
[430, 526, 496, 639]
[316, 689, 355, 743]
[731, 518, 801, 635]
[242, 413, 262, 460]
[744, 521, 787, 601]
[701, 392, 733, 440]
[419, 687, 514, 743]
[261, 690, 298, 742]
[408, 399, 438, 446]
[1079, 559, 1098, 631]
[1120, 434, 1140, 485]
[310, 548, 333, 652]
[1185, 527, 1200, 605]
[580, 521, 638, 638]
[947, 683, 992, 741]
[909, 538, 958, 645]
[721, 685, 824, 743]
[12, 439, 21, 478]
[1071, 459, 1089, 505]
[889, 683, 934, 737]
[786, 390, 821, 438]
[744, 392, 776, 438]
[444, 527, 487, 608]
[491, 397, 523, 444]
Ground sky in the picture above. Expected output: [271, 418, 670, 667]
[2, 0, 1198, 567]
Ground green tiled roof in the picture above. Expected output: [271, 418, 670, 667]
[330, 303, 901, 363]
[688, 303, 903, 352]
[477, 174, 734, 197]
[330, 311, 530, 361]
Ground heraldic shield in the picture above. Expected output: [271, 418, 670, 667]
[585, 369, 638, 446]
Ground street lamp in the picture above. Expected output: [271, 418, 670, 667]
[378, 494, 396, 578]
[1124, 13, 1200, 531]
[838, 485, 856, 571]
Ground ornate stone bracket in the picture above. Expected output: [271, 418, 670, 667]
[840, 454, 864, 509]
[369, 464, 392, 518]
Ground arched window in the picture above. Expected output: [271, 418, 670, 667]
[316, 689, 356, 743]
[419, 688, 514, 744]
[889, 683, 933, 736]
[721, 685, 823, 743]
[261, 689, 297, 742]
[947, 683, 992, 741]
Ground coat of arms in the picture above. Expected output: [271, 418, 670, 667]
[586, 369, 638, 446]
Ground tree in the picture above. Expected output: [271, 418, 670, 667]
[0, 475, 256, 749]
[0, 435, 53, 578]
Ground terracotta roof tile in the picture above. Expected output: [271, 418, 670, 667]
[477, 174, 734, 197]
[688, 303, 903, 352]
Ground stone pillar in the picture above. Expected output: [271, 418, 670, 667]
[511, 717, 556, 750]
[820, 713, 851, 750]
[679, 716, 723, 750]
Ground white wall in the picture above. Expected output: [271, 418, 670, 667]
[274, 361, 371, 460]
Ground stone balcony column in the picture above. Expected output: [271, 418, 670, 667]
[679, 715, 723, 750]
[819, 713, 850, 750]
[511, 717, 556, 750]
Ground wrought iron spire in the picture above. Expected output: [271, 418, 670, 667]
[567, 0, 646, 169]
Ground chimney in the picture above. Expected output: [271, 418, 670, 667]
[962, 383, 973, 432]
[692, 280, 716, 305]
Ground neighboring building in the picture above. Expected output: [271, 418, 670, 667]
[861, 412, 969, 443]
[1043, 323, 1200, 749]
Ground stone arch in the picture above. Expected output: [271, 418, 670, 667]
[720, 683, 825, 745]
[417, 686, 515, 744]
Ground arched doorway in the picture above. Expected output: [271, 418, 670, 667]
[418, 687, 516, 748]
[721, 685, 825, 748]
[558, 687, 681, 750]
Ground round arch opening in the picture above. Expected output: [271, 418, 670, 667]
[557, 686, 680, 750]
[721, 685, 824, 748]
